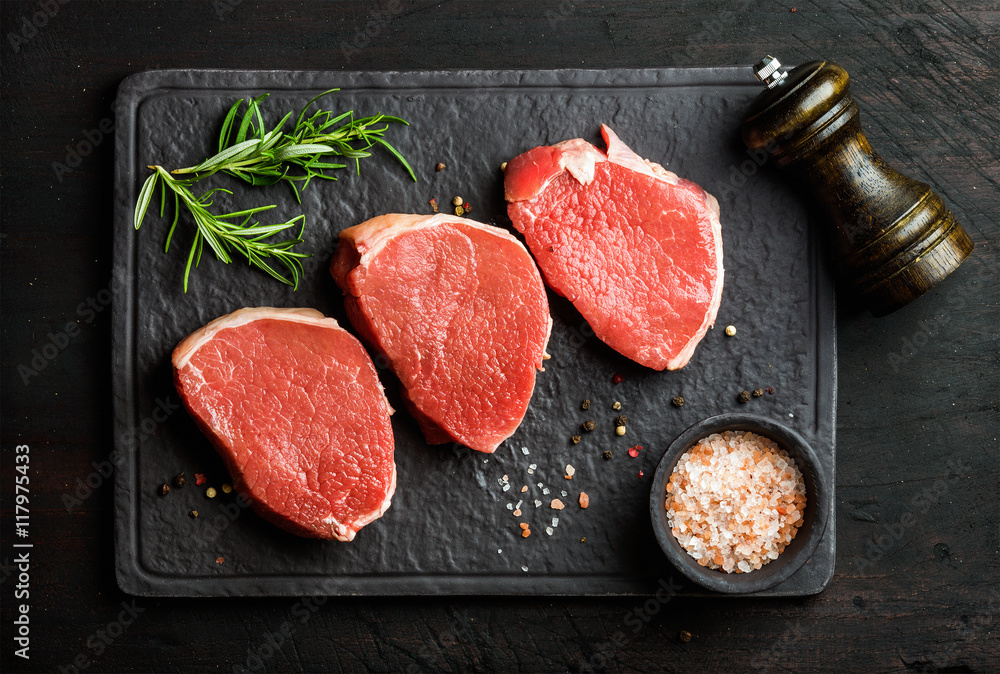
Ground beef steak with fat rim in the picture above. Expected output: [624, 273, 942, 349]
[331, 213, 551, 454]
[172, 307, 395, 541]
[505, 125, 724, 370]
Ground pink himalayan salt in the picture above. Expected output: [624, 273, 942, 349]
[665, 431, 806, 573]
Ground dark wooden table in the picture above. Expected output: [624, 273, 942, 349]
[2, 1, 998, 671]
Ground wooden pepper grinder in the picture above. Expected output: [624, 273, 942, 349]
[742, 56, 974, 316]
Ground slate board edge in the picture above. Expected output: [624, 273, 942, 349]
[112, 67, 836, 597]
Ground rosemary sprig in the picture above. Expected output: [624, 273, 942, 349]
[134, 89, 415, 291]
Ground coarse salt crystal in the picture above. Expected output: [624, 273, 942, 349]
[560, 490, 567, 497]
[565, 464, 576, 476]
[529, 463, 537, 470]
[521, 447, 530, 455]
[542, 487, 550, 495]
[534, 499, 542, 508]
[506, 503, 513, 510]
[664, 430, 806, 574]
[551, 517, 559, 527]
[521, 566, 528, 572]
[546, 527, 554, 536]
[502, 484, 510, 492]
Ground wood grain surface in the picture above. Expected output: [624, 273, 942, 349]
[1, 1, 997, 672]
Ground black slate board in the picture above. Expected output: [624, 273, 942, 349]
[112, 68, 836, 597]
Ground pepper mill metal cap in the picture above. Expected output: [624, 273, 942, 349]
[753, 55, 788, 89]
[742, 57, 974, 317]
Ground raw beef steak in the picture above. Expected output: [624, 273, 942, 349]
[331, 213, 551, 454]
[172, 307, 395, 541]
[505, 125, 724, 370]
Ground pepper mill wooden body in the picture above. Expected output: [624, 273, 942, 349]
[742, 57, 974, 317]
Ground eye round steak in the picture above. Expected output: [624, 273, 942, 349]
[331, 213, 552, 454]
[505, 125, 724, 371]
[172, 307, 395, 541]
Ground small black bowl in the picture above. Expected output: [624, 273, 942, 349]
[649, 413, 830, 594]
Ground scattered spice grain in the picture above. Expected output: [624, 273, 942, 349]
[581, 399, 591, 410]
[221, 483, 233, 494]
[612, 373, 625, 384]
[725, 325, 737, 337]
[615, 426, 626, 436]
[583, 420, 597, 432]
[680, 630, 692, 643]
[189, 510, 199, 518]
[500, 162, 508, 171]
[753, 388, 764, 398]
[173, 472, 187, 488]
[159, 483, 170, 496]
[603, 450, 613, 460]
[195, 473, 207, 486]
[429, 197, 439, 212]
[612, 401, 621, 411]
[571, 435, 582, 444]
[672, 396, 685, 407]
[767, 386, 775, 395]
[738, 390, 752, 403]
[216, 556, 225, 564]
[628, 445, 641, 458]
[638, 470, 644, 479]
[205, 487, 217, 499]
[452, 195, 463, 206]
[615, 415, 627, 426]
[435, 162, 446, 171]
[454, 206, 465, 216]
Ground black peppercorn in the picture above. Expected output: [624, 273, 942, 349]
[679, 630, 692, 643]
[173, 472, 187, 488]
[753, 388, 764, 398]
[615, 415, 627, 426]
[738, 390, 752, 403]
[671, 396, 684, 407]
[159, 483, 170, 496]
[602, 450, 613, 460]
[581, 399, 591, 410]
[583, 420, 597, 432]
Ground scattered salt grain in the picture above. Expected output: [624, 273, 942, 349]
[521, 447, 530, 455]
[546, 527, 554, 536]
[527, 468, 535, 475]
[560, 490, 567, 497]
[565, 464, 576, 477]
[506, 503, 513, 511]
[529, 463, 537, 470]
[502, 483, 510, 492]
[516, 500, 523, 509]
[537, 482, 543, 488]
[542, 487, 550, 495]
[498, 549, 502, 554]
[551, 517, 559, 527]
[534, 499, 542, 508]
[502, 474, 509, 481]
[664, 430, 806, 574]
[522, 566, 528, 572]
